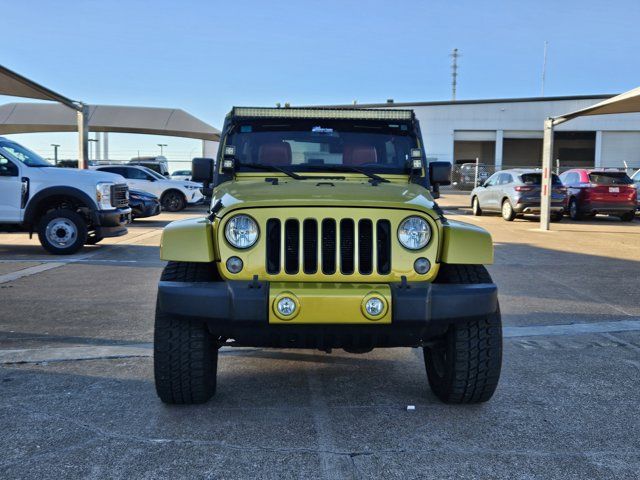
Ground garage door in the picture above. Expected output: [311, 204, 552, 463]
[600, 132, 640, 169]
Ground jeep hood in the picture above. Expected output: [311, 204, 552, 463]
[211, 179, 438, 217]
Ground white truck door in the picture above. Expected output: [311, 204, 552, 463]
[0, 154, 22, 222]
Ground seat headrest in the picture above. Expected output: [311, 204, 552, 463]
[343, 145, 377, 166]
[258, 142, 292, 166]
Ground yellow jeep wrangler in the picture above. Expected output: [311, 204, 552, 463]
[155, 107, 502, 405]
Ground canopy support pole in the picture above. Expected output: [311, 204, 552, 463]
[540, 118, 555, 231]
[77, 103, 89, 169]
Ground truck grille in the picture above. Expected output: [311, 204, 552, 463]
[111, 184, 129, 208]
[265, 217, 392, 276]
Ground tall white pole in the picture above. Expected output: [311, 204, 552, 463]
[77, 103, 89, 169]
[540, 118, 554, 230]
[102, 132, 109, 161]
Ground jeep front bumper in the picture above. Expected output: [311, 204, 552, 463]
[156, 280, 498, 348]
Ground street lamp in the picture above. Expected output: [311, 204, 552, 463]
[157, 143, 168, 156]
[50, 144, 60, 166]
[88, 139, 98, 162]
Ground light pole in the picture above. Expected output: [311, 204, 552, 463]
[157, 143, 168, 156]
[88, 139, 98, 162]
[51, 144, 60, 166]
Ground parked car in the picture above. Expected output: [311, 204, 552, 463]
[92, 165, 203, 212]
[631, 169, 640, 211]
[128, 156, 170, 177]
[559, 169, 636, 221]
[451, 160, 490, 190]
[0, 137, 131, 254]
[470, 169, 566, 221]
[171, 170, 191, 181]
[129, 190, 161, 220]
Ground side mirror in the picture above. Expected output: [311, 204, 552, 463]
[429, 161, 451, 186]
[191, 157, 215, 183]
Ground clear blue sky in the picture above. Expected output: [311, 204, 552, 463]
[2, 0, 639, 166]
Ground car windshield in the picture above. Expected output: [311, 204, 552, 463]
[227, 120, 417, 174]
[142, 166, 166, 180]
[588, 172, 632, 185]
[520, 173, 562, 185]
[0, 140, 52, 167]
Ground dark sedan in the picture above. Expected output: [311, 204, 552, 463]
[129, 190, 161, 220]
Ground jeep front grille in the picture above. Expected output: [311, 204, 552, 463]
[265, 217, 392, 276]
[111, 184, 129, 208]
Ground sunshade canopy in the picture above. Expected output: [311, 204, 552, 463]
[0, 65, 78, 109]
[554, 86, 640, 124]
[0, 102, 220, 141]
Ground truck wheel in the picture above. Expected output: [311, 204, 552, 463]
[37, 209, 88, 255]
[620, 211, 635, 222]
[569, 198, 583, 220]
[501, 199, 516, 221]
[472, 196, 482, 216]
[424, 264, 502, 404]
[154, 261, 219, 404]
[161, 191, 186, 212]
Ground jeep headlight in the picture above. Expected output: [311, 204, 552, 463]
[398, 216, 431, 250]
[225, 214, 259, 249]
[96, 182, 113, 210]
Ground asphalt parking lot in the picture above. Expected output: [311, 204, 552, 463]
[1, 198, 639, 479]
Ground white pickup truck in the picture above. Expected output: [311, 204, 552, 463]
[0, 137, 131, 254]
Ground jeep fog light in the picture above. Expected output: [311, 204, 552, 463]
[414, 257, 431, 274]
[274, 294, 299, 320]
[226, 256, 243, 273]
[361, 294, 388, 320]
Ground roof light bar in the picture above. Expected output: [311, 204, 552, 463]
[231, 107, 413, 121]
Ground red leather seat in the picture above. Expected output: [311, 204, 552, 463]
[343, 145, 377, 166]
[258, 142, 292, 166]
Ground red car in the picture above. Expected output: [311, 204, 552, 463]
[559, 169, 636, 221]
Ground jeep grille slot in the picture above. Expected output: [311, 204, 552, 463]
[321, 219, 337, 274]
[266, 219, 281, 274]
[340, 219, 355, 274]
[284, 219, 300, 274]
[303, 219, 318, 274]
[376, 220, 392, 274]
[358, 219, 373, 274]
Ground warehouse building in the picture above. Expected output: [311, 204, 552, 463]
[328, 95, 640, 170]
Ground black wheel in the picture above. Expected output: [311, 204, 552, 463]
[37, 209, 88, 255]
[86, 232, 104, 245]
[501, 199, 516, 221]
[154, 261, 219, 405]
[620, 211, 635, 222]
[569, 198, 583, 220]
[424, 264, 502, 404]
[550, 212, 563, 222]
[161, 190, 186, 212]
[472, 196, 482, 216]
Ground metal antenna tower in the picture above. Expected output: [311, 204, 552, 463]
[450, 48, 460, 101]
[541, 41, 548, 96]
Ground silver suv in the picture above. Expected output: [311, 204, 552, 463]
[470, 169, 567, 221]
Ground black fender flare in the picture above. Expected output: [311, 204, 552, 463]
[23, 186, 98, 227]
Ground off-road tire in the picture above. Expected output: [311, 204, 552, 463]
[620, 211, 635, 222]
[424, 264, 502, 404]
[501, 199, 516, 221]
[472, 196, 482, 216]
[154, 261, 219, 404]
[161, 190, 186, 212]
[37, 208, 88, 255]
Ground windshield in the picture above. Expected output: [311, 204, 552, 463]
[0, 140, 52, 167]
[520, 173, 562, 185]
[226, 120, 417, 174]
[588, 172, 632, 185]
[142, 166, 166, 180]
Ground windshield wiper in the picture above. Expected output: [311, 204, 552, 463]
[306, 165, 390, 184]
[239, 163, 346, 181]
[240, 163, 306, 180]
